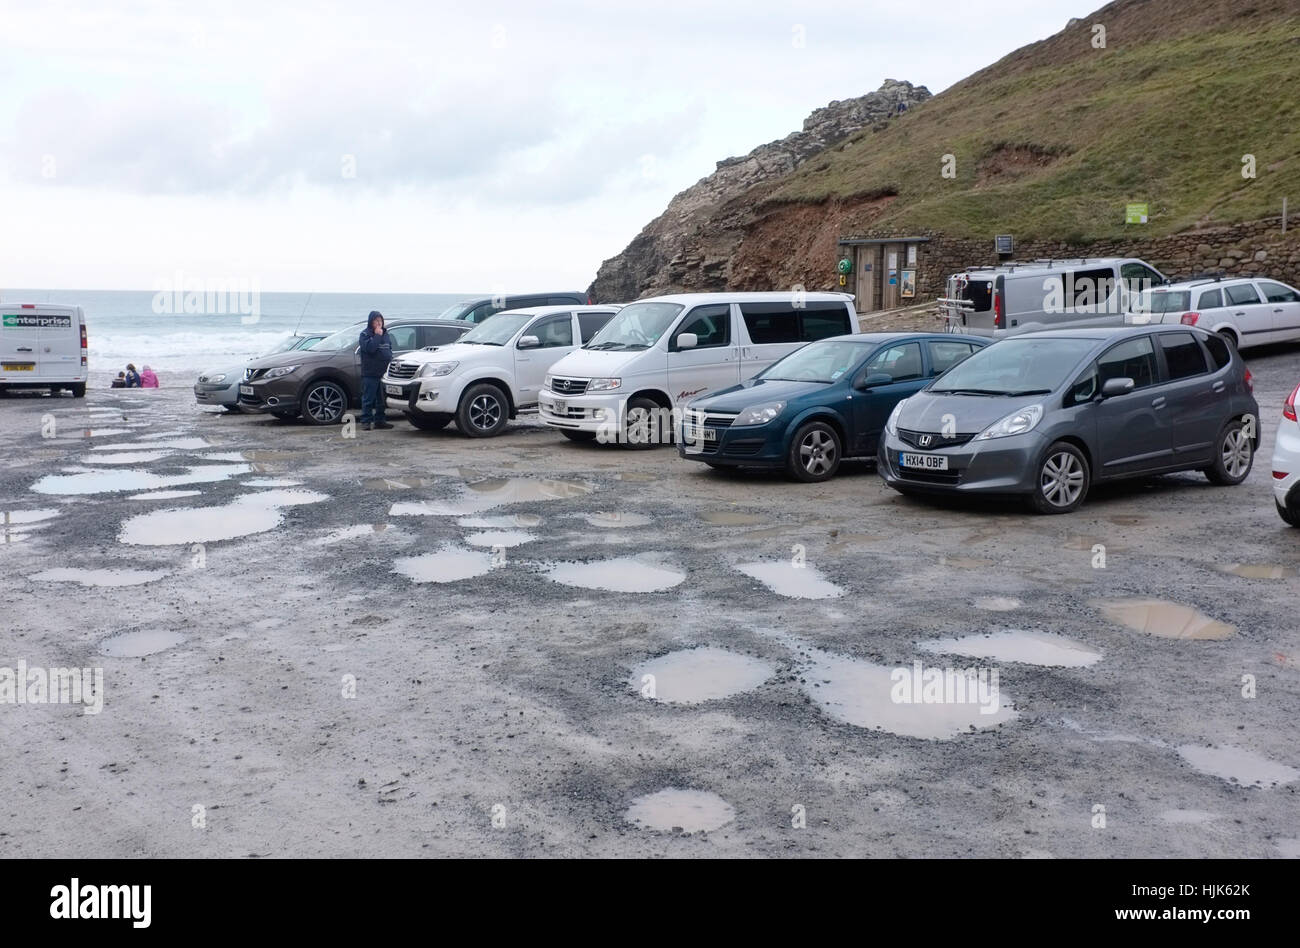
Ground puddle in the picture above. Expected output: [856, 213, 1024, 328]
[1159, 810, 1221, 824]
[1093, 599, 1236, 640]
[974, 597, 1022, 612]
[939, 555, 993, 569]
[119, 490, 327, 545]
[313, 524, 393, 545]
[803, 649, 1018, 739]
[463, 530, 534, 548]
[1, 509, 60, 525]
[1217, 563, 1298, 580]
[30, 567, 168, 587]
[137, 429, 191, 439]
[918, 630, 1102, 668]
[699, 510, 765, 526]
[1177, 745, 1299, 788]
[394, 547, 495, 583]
[456, 514, 543, 529]
[128, 490, 204, 501]
[92, 437, 209, 451]
[391, 477, 594, 516]
[82, 451, 172, 465]
[32, 463, 250, 495]
[363, 476, 434, 490]
[625, 788, 735, 833]
[241, 450, 298, 462]
[584, 512, 653, 528]
[196, 451, 249, 462]
[735, 561, 844, 599]
[242, 478, 303, 487]
[65, 428, 133, 438]
[630, 647, 774, 703]
[99, 628, 186, 657]
[545, 556, 685, 593]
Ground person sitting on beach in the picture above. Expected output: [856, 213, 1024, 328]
[111, 372, 127, 389]
[357, 311, 394, 431]
[140, 365, 159, 388]
[124, 364, 141, 387]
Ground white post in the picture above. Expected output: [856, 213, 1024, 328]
[1283, 197, 1288, 234]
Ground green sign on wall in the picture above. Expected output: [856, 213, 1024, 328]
[1125, 203, 1149, 224]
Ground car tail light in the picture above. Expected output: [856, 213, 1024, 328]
[993, 288, 1004, 329]
[1244, 368, 1253, 394]
[587, 293, 595, 305]
[1284, 382, 1299, 422]
[80, 324, 88, 348]
[1180, 312, 1199, 326]
[1274, 471, 1289, 479]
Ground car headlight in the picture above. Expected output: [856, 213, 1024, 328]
[975, 404, 1044, 440]
[544, 375, 554, 389]
[587, 377, 620, 392]
[885, 400, 906, 436]
[262, 365, 298, 380]
[734, 401, 786, 426]
[418, 362, 458, 378]
[207, 373, 227, 384]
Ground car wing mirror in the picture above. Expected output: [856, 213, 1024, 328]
[676, 332, 698, 350]
[1100, 377, 1135, 398]
[856, 372, 893, 390]
[517, 335, 540, 349]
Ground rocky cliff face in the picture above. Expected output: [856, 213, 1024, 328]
[589, 79, 931, 301]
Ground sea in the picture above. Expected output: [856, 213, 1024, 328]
[0, 288, 476, 378]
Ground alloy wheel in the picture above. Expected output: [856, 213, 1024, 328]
[1040, 451, 1085, 507]
[799, 429, 837, 476]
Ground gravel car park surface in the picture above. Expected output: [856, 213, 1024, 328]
[3, 345, 1299, 858]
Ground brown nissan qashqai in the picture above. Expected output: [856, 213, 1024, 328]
[238, 318, 470, 424]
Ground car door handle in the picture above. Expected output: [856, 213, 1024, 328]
[1151, 396, 1166, 408]
[1212, 380, 1226, 392]
[16, 346, 33, 352]
[1275, 308, 1285, 313]
[1234, 311, 1245, 316]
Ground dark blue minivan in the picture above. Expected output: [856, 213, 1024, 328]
[676, 332, 989, 481]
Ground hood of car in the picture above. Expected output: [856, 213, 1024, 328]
[896, 391, 1050, 434]
[547, 347, 647, 378]
[390, 342, 498, 366]
[245, 348, 345, 371]
[688, 377, 828, 413]
[196, 365, 244, 381]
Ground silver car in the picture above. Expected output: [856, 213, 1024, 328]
[194, 332, 328, 411]
[878, 326, 1259, 513]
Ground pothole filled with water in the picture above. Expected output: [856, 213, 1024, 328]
[31, 567, 168, 587]
[99, 628, 186, 657]
[630, 647, 774, 704]
[544, 556, 685, 593]
[735, 561, 844, 599]
[918, 630, 1102, 668]
[394, 547, 495, 583]
[463, 530, 535, 548]
[313, 524, 394, 545]
[625, 788, 735, 833]
[1093, 599, 1236, 640]
[82, 450, 173, 465]
[128, 490, 204, 501]
[974, 596, 1022, 611]
[1176, 745, 1299, 788]
[119, 490, 328, 545]
[457, 514, 543, 529]
[1217, 563, 1298, 580]
[699, 510, 765, 526]
[391, 477, 594, 516]
[584, 512, 652, 528]
[33, 463, 250, 496]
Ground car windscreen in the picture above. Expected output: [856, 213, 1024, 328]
[315, 321, 367, 350]
[928, 337, 1096, 395]
[758, 340, 867, 383]
[584, 302, 684, 350]
[1138, 290, 1191, 314]
[459, 312, 532, 345]
[264, 334, 305, 356]
[438, 301, 475, 320]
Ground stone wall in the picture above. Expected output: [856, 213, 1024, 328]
[862, 217, 1300, 300]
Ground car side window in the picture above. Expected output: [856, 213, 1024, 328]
[578, 312, 612, 343]
[1096, 336, 1157, 390]
[465, 302, 499, 323]
[527, 314, 573, 348]
[1121, 262, 1162, 301]
[1159, 331, 1209, 380]
[423, 325, 465, 347]
[548, 295, 584, 306]
[1064, 367, 1098, 408]
[385, 326, 420, 351]
[1224, 284, 1261, 305]
[675, 304, 730, 349]
[1202, 333, 1231, 370]
[1258, 281, 1300, 303]
[1197, 288, 1223, 309]
[863, 342, 924, 383]
[927, 341, 976, 375]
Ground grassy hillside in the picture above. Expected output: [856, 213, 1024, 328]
[768, 0, 1300, 240]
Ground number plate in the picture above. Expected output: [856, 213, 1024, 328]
[240, 384, 254, 396]
[386, 384, 403, 397]
[900, 452, 948, 470]
[2, 364, 34, 371]
[684, 425, 717, 443]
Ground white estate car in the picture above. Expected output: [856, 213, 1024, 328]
[538, 292, 860, 446]
[1135, 277, 1300, 350]
[382, 305, 620, 437]
[1273, 377, 1300, 527]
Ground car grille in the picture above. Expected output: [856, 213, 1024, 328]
[387, 362, 419, 381]
[685, 410, 737, 429]
[899, 468, 962, 484]
[898, 428, 974, 450]
[550, 377, 588, 396]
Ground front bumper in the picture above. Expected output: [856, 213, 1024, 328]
[538, 389, 623, 433]
[382, 376, 456, 415]
[877, 430, 1049, 495]
[675, 417, 785, 466]
[1270, 419, 1300, 510]
[194, 381, 238, 406]
[237, 378, 300, 413]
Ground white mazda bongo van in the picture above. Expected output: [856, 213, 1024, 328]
[0, 303, 88, 397]
[538, 292, 859, 446]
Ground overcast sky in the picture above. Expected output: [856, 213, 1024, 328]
[1, 0, 1090, 293]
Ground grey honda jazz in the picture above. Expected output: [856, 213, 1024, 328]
[877, 325, 1259, 513]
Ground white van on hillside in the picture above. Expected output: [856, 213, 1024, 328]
[0, 303, 88, 397]
[538, 291, 859, 446]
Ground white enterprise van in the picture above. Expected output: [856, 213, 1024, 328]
[0, 303, 88, 397]
[538, 291, 859, 446]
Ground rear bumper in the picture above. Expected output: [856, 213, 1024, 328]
[1270, 419, 1300, 510]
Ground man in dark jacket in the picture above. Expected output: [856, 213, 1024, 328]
[357, 311, 394, 430]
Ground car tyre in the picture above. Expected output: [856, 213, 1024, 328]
[1203, 419, 1253, 485]
[1029, 441, 1090, 514]
[786, 421, 841, 482]
[1276, 501, 1300, 527]
[71, 384, 86, 398]
[559, 429, 596, 442]
[408, 412, 452, 432]
[457, 383, 509, 437]
[623, 397, 666, 450]
[301, 380, 348, 425]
